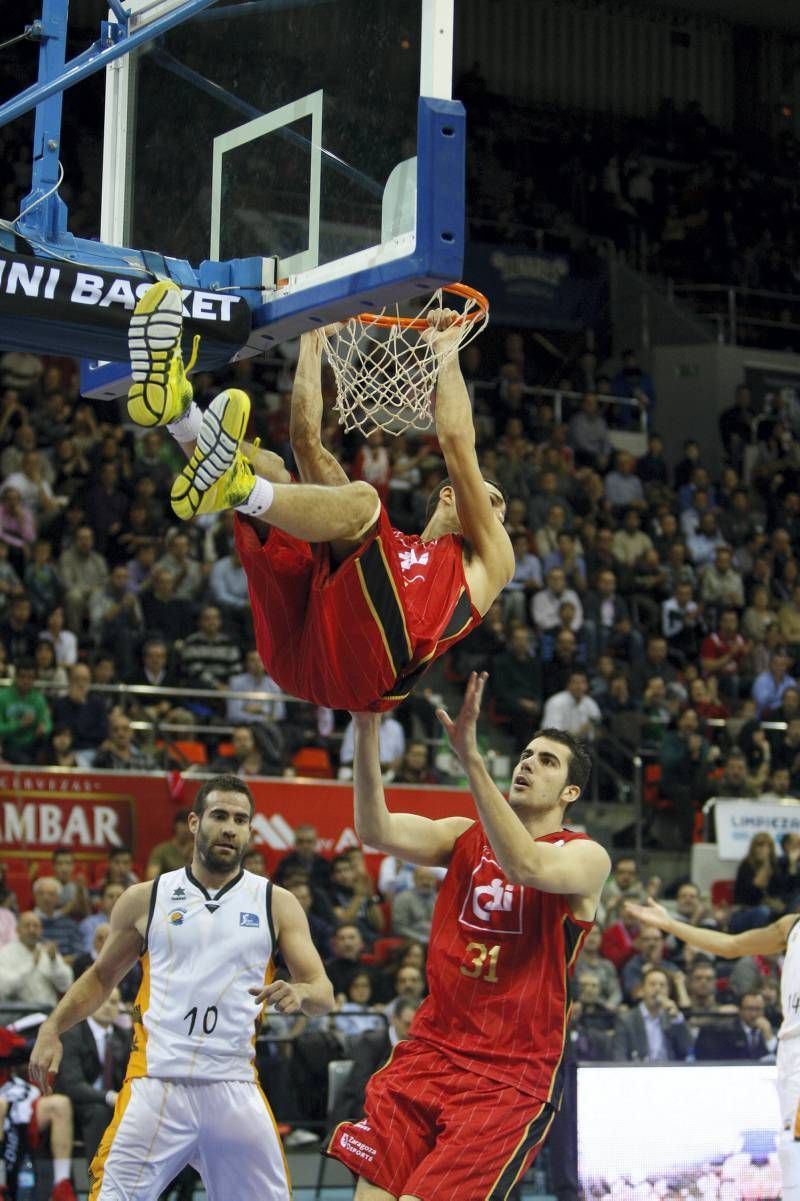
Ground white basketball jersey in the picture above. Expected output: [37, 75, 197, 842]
[780, 917, 800, 1042]
[127, 867, 275, 1082]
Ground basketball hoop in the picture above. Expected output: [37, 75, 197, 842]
[319, 283, 489, 437]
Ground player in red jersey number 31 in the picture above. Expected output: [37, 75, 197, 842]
[327, 672, 610, 1201]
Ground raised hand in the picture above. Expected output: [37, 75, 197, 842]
[436, 671, 487, 765]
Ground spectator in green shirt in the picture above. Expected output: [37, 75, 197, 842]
[0, 656, 52, 762]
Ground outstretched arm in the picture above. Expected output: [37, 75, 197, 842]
[438, 672, 610, 897]
[290, 331, 349, 486]
[352, 712, 472, 866]
[431, 317, 514, 600]
[29, 883, 151, 1093]
[625, 898, 793, 958]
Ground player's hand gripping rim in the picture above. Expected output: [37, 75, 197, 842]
[436, 670, 487, 765]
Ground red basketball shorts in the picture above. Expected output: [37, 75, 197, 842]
[326, 1039, 555, 1201]
[234, 509, 411, 711]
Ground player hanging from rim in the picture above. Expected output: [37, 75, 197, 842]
[27, 775, 334, 1201]
[326, 671, 610, 1201]
[624, 896, 800, 1201]
[125, 281, 514, 711]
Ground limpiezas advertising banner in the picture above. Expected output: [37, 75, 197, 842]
[712, 797, 800, 860]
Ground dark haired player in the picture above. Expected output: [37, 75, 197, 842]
[328, 673, 610, 1200]
[28, 776, 333, 1201]
[127, 282, 514, 711]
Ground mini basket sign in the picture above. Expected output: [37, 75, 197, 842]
[319, 283, 489, 436]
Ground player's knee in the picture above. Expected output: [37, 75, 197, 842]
[49, 1093, 71, 1119]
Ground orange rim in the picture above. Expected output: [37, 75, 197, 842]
[355, 282, 489, 329]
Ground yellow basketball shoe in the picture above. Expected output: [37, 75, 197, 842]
[127, 280, 200, 427]
[170, 388, 255, 520]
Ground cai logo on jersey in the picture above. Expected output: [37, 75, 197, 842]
[398, 546, 430, 582]
[459, 853, 523, 934]
[168, 908, 187, 926]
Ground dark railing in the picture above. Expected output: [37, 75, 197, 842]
[471, 380, 647, 432]
[669, 283, 800, 349]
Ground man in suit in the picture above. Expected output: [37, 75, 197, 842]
[695, 990, 777, 1061]
[582, 568, 643, 666]
[613, 966, 693, 1062]
[54, 987, 130, 1162]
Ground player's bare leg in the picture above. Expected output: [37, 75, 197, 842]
[127, 280, 377, 544]
[353, 1183, 396, 1200]
[353, 1182, 425, 1201]
[245, 441, 292, 484]
[170, 431, 290, 485]
[170, 388, 380, 542]
[36, 1093, 76, 1196]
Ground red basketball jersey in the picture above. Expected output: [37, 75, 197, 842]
[235, 507, 481, 711]
[411, 821, 595, 1104]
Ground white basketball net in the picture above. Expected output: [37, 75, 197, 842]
[319, 287, 489, 437]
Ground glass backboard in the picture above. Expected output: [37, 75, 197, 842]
[102, 0, 457, 310]
[0, 0, 462, 390]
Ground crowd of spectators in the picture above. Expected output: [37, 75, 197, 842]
[0, 815, 792, 1195]
[461, 74, 800, 325]
[1, 315, 800, 854]
[458, 75, 800, 359]
[4, 35, 800, 1201]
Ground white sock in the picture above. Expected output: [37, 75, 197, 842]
[166, 400, 203, 444]
[235, 476, 274, 518]
[53, 1158, 71, 1184]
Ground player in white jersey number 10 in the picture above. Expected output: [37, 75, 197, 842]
[28, 774, 334, 1201]
[625, 898, 800, 1201]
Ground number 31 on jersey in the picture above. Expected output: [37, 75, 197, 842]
[460, 942, 501, 983]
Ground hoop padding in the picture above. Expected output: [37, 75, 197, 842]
[319, 284, 489, 437]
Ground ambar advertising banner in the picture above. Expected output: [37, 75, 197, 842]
[0, 769, 472, 873]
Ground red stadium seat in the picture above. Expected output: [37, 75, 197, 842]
[371, 937, 406, 964]
[291, 747, 334, 779]
[158, 739, 208, 767]
[710, 878, 735, 906]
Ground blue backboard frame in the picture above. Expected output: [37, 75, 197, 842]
[0, 0, 465, 399]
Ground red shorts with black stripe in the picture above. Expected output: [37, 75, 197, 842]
[326, 1039, 554, 1201]
[234, 508, 406, 712]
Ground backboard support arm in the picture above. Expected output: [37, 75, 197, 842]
[0, 0, 219, 132]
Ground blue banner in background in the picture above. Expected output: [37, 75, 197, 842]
[465, 243, 609, 330]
